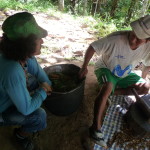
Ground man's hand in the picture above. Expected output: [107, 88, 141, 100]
[40, 82, 52, 95]
[79, 67, 88, 79]
[78, 45, 95, 79]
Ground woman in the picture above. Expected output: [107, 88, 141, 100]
[0, 12, 52, 150]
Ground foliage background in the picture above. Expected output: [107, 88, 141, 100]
[0, 0, 149, 37]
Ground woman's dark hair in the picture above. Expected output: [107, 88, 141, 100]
[0, 33, 38, 61]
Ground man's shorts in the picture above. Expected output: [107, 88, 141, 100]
[95, 68, 146, 94]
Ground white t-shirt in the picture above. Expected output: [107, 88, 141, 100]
[91, 31, 150, 78]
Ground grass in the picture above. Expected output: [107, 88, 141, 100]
[0, 0, 55, 12]
[0, 0, 131, 38]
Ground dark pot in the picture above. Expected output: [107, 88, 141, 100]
[43, 64, 85, 116]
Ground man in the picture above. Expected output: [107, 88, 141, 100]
[0, 12, 52, 150]
[79, 15, 150, 147]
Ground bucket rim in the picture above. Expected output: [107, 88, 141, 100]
[44, 63, 80, 70]
[44, 63, 85, 94]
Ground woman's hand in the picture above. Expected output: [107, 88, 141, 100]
[40, 82, 52, 95]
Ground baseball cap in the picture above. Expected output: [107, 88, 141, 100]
[2, 12, 48, 40]
[130, 15, 150, 39]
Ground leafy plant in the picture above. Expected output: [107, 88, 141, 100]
[0, 0, 55, 12]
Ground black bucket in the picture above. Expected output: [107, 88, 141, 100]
[44, 64, 85, 116]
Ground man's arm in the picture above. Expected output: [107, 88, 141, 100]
[79, 45, 95, 79]
[142, 65, 150, 79]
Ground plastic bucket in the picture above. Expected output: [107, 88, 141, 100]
[44, 64, 85, 116]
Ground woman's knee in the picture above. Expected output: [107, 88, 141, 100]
[36, 107, 47, 121]
[35, 107, 47, 118]
[31, 108, 47, 129]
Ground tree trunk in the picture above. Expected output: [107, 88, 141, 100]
[58, 0, 64, 11]
[125, 0, 138, 25]
[83, 0, 87, 15]
[110, 0, 120, 17]
[70, 0, 78, 14]
[140, 0, 150, 17]
[95, 0, 100, 16]
[91, 0, 107, 16]
[91, 0, 101, 16]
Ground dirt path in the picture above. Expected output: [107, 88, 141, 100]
[0, 11, 98, 150]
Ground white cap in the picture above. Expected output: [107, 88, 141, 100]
[130, 15, 150, 39]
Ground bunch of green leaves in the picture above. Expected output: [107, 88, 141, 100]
[0, 0, 55, 12]
[94, 18, 117, 38]
[49, 73, 79, 93]
[0, 0, 21, 10]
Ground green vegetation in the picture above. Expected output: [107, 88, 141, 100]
[0, 0, 55, 12]
[49, 72, 79, 92]
[0, 0, 149, 37]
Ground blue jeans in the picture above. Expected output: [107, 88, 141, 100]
[0, 106, 47, 133]
[0, 74, 47, 133]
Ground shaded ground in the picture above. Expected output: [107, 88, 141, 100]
[0, 10, 98, 150]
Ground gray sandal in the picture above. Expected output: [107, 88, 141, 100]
[14, 128, 34, 150]
[89, 127, 107, 148]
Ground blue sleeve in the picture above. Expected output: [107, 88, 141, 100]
[27, 57, 52, 85]
[4, 64, 47, 115]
